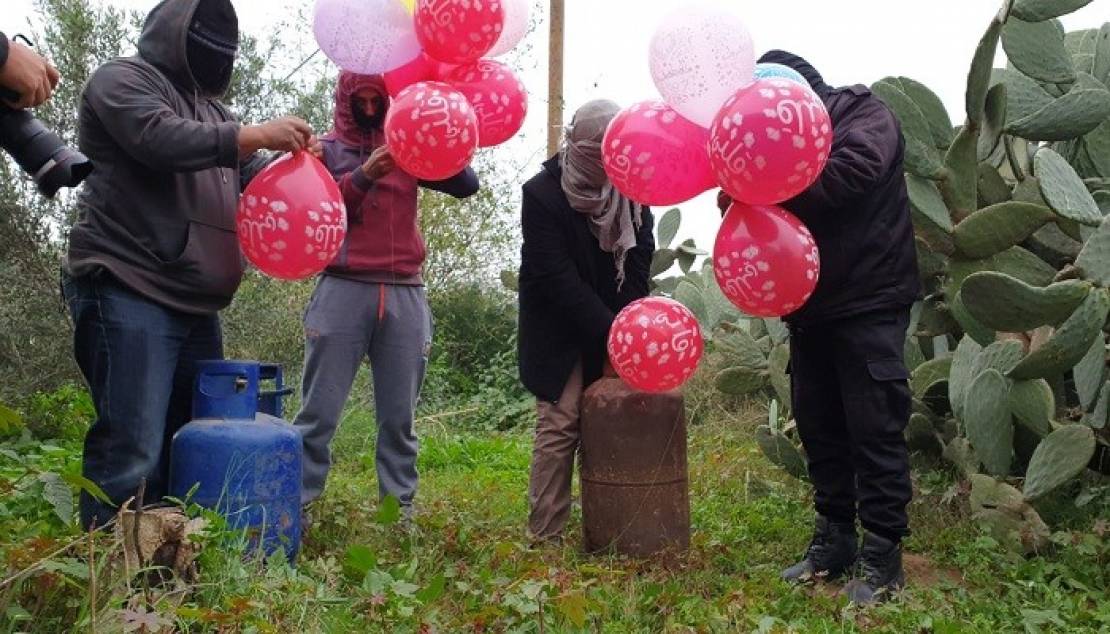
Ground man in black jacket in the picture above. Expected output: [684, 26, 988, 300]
[518, 99, 654, 543]
[722, 51, 921, 604]
[63, 0, 316, 529]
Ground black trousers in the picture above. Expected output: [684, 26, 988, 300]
[789, 308, 913, 541]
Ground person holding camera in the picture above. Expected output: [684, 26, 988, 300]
[62, 0, 318, 529]
[0, 32, 60, 109]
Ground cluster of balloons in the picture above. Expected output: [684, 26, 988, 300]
[315, 0, 531, 180]
[604, 3, 833, 393]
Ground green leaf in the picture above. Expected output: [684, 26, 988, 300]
[1095, 23, 1110, 86]
[0, 403, 24, 436]
[972, 340, 1027, 378]
[1036, 148, 1103, 225]
[963, 369, 1014, 477]
[1076, 215, 1110, 285]
[1009, 73, 1110, 141]
[376, 495, 402, 525]
[39, 472, 74, 525]
[650, 248, 678, 278]
[943, 437, 981, 476]
[950, 336, 983, 422]
[343, 545, 377, 580]
[942, 124, 980, 218]
[499, 269, 519, 292]
[657, 208, 681, 249]
[768, 344, 791, 407]
[1008, 379, 1056, 437]
[675, 280, 710, 328]
[907, 174, 953, 232]
[715, 367, 767, 396]
[911, 357, 952, 399]
[1011, 0, 1095, 23]
[953, 202, 1055, 259]
[951, 291, 996, 346]
[1009, 289, 1110, 380]
[416, 573, 446, 604]
[715, 329, 768, 369]
[1074, 334, 1107, 411]
[1083, 119, 1110, 178]
[1002, 18, 1076, 84]
[993, 68, 1055, 125]
[979, 84, 1009, 161]
[1023, 425, 1097, 500]
[872, 79, 937, 148]
[969, 19, 1006, 123]
[898, 77, 955, 147]
[61, 472, 113, 505]
[1083, 380, 1109, 429]
[961, 272, 1091, 331]
[555, 591, 588, 628]
[755, 425, 808, 480]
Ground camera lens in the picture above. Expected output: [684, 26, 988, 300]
[0, 107, 93, 198]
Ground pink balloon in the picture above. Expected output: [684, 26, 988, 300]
[709, 78, 833, 205]
[383, 52, 436, 98]
[445, 59, 528, 147]
[385, 81, 479, 180]
[602, 101, 717, 206]
[607, 297, 704, 394]
[415, 0, 505, 65]
[238, 152, 348, 281]
[713, 202, 820, 318]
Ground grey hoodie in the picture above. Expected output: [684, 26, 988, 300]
[66, 0, 258, 315]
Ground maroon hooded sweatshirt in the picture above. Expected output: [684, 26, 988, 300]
[321, 72, 480, 285]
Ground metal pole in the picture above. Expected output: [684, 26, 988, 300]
[547, 0, 565, 157]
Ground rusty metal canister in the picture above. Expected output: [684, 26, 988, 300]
[579, 377, 689, 556]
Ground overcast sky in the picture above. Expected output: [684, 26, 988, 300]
[7, 0, 1109, 251]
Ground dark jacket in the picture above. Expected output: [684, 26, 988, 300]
[65, 0, 266, 315]
[518, 157, 655, 402]
[321, 72, 479, 286]
[0, 34, 9, 71]
[760, 51, 921, 326]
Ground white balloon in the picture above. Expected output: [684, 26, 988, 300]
[649, 3, 756, 128]
[313, 0, 421, 75]
[488, 0, 531, 57]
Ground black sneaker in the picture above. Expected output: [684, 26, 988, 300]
[782, 515, 858, 583]
[842, 532, 905, 605]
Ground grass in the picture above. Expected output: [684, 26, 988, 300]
[1, 393, 1108, 632]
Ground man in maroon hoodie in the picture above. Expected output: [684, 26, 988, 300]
[294, 72, 479, 519]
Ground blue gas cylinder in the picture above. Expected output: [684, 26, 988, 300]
[169, 360, 302, 562]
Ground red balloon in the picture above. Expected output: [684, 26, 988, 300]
[607, 297, 704, 393]
[238, 152, 348, 281]
[445, 59, 528, 147]
[383, 53, 436, 98]
[415, 0, 505, 65]
[602, 100, 717, 206]
[709, 78, 833, 205]
[713, 202, 820, 318]
[385, 81, 479, 180]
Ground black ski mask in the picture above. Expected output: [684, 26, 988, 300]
[187, 0, 239, 94]
[350, 93, 386, 132]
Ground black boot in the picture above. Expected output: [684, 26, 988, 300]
[843, 532, 905, 605]
[782, 515, 858, 583]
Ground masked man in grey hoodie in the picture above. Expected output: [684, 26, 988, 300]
[63, 0, 316, 529]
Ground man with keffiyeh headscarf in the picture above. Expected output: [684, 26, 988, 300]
[517, 99, 656, 543]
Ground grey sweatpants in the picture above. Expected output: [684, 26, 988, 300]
[294, 275, 433, 507]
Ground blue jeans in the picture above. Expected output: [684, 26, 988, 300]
[62, 273, 223, 528]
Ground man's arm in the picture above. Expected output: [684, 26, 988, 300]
[0, 34, 60, 109]
[521, 188, 616, 340]
[420, 166, 480, 199]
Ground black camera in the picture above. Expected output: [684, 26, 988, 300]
[0, 94, 92, 198]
